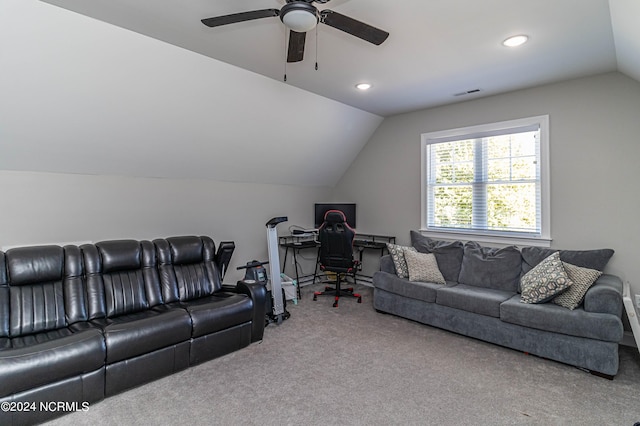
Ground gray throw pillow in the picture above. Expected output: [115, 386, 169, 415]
[386, 243, 416, 278]
[458, 241, 522, 292]
[520, 252, 574, 304]
[404, 250, 446, 285]
[552, 262, 602, 310]
[409, 231, 463, 282]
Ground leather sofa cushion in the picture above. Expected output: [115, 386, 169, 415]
[84, 240, 163, 318]
[373, 271, 443, 303]
[9, 281, 67, 336]
[155, 237, 221, 304]
[173, 263, 216, 301]
[500, 294, 623, 342]
[92, 306, 192, 363]
[0, 326, 105, 397]
[0, 287, 7, 338]
[436, 284, 514, 318]
[185, 293, 254, 338]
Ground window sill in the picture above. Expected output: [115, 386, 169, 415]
[419, 229, 552, 248]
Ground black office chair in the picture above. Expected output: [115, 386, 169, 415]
[313, 210, 362, 307]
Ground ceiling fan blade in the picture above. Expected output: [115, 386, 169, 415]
[287, 31, 306, 63]
[201, 9, 279, 28]
[320, 10, 389, 45]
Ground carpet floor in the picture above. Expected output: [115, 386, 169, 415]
[47, 283, 640, 425]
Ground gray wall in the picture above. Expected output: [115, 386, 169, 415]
[333, 72, 640, 295]
[0, 171, 329, 283]
[2, 72, 639, 297]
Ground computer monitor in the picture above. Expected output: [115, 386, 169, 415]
[314, 203, 356, 229]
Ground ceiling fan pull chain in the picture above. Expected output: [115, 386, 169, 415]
[284, 30, 288, 82]
[315, 24, 319, 71]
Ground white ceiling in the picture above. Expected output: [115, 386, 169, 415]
[2, 1, 638, 188]
[0, 1, 382, 187]
[39, 0, 639, 117]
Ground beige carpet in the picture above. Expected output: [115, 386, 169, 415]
[47, 283, 640, 425]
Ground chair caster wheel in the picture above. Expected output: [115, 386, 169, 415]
[313, 295, 318, 301]
[357, 297, 362, 303]
[333, 302, 338, 308]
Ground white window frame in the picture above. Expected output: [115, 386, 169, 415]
[420, 115, 551, 247]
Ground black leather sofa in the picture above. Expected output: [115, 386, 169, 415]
[0, 236, 266, 425]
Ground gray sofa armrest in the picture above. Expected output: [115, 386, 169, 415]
[583, 274, 623, 317]
[380, 255, 396, 275]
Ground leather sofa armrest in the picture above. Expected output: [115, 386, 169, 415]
[583, 274, 623, 317]
[224, 281, 267, 342]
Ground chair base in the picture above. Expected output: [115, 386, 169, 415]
[313, 285, 362, 307]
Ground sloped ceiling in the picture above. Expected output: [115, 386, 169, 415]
[609, 0, 640, 83]
[0, 1, 383, 187]
[36, 0, 639, 116]
[1, 1, 638, 187]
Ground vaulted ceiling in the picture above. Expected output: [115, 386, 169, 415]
[1, 1, 638, 187]
[39, 0, 640, 116]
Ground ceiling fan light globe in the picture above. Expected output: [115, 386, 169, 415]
[282, 9, 318, 32]
[280, 3, 318, 32]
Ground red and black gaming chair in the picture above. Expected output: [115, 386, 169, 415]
[313, 210, 362, 307]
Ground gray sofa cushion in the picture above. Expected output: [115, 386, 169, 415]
[500, 294, 623, 342]
[521, 246, 614, 274]
[436, 284, 514, 318]
[458, 241, 522, 292]
[372, 271, 443, 303]
[410, 231, 463, 282]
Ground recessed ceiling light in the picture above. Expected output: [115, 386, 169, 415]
[502, 35, 529, 47]
[356, 83, 372, 91]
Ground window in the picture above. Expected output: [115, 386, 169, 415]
[421, 115, 550, 246]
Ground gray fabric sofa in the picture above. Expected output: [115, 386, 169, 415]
[373, 231, 624, 378]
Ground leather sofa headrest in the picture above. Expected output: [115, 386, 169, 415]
[166, 236, 206, 265]
[97, 240, 141, 273]
[6, 246, 64, 286]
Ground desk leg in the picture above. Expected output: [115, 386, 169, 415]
[292, 249, 302, 300]
[282, 247, 289, 273]
[313, 248, 320, 285]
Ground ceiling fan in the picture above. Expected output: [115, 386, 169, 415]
[201, 0, 389, 63]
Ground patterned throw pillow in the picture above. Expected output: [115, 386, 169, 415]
[386, 243, 416, 278]
[404, 250, 446, 285]
[552, 262, 602, 310]
[520, 252, 573, 304]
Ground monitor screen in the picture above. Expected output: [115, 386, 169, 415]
[314, 203, 356, 229]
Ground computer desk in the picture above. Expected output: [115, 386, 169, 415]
[279, 233, 395, 296]
[352, 234, 396, 282]
[279, 236, 319, 300]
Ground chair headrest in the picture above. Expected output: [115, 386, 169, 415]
[324, 210, 347, 225]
